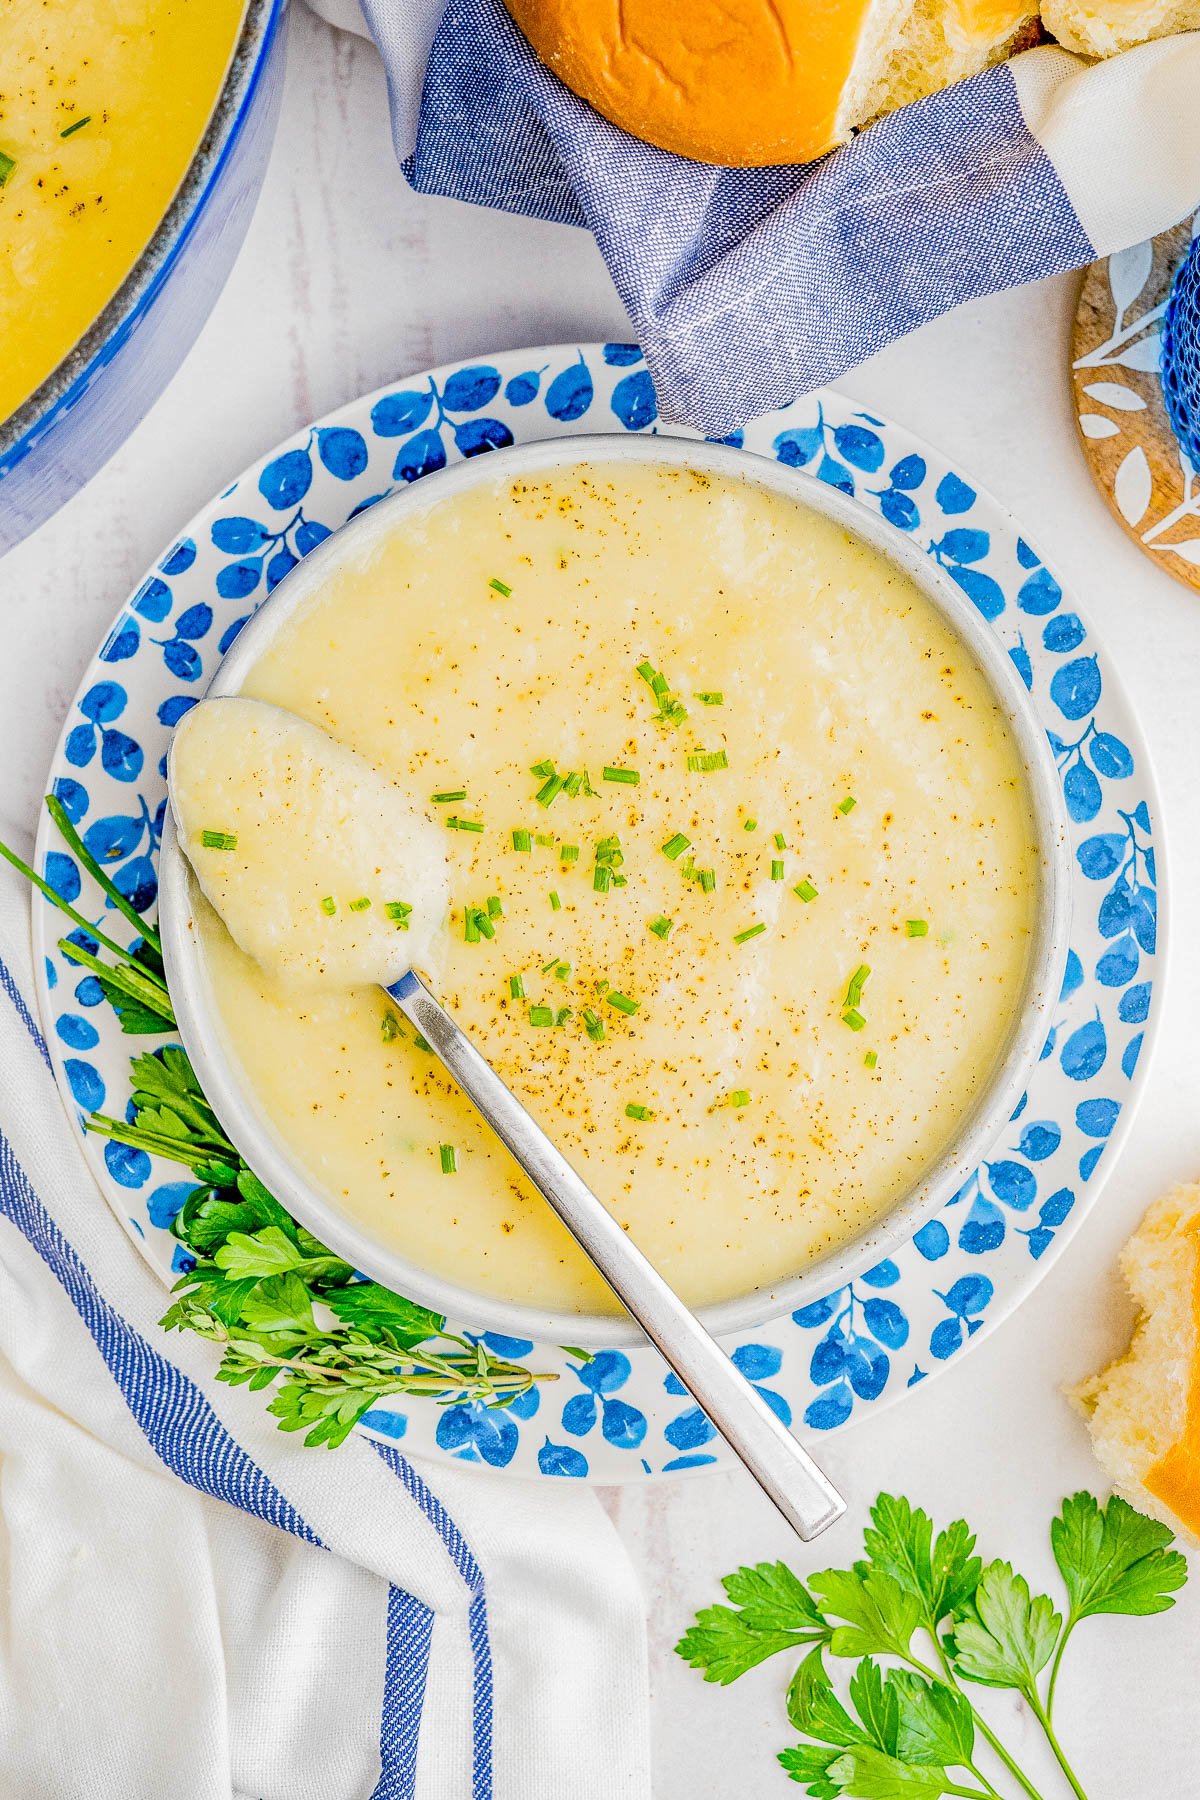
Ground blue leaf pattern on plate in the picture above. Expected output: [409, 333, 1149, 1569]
[33, 347, 1159, 1478]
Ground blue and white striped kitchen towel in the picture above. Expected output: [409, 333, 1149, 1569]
[353, 0, 1200, 435]
[0, 862, 650, 1800]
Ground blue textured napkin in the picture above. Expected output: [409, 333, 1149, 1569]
[1162, 233, 1200, 469]
[382, 0, 1200, 434]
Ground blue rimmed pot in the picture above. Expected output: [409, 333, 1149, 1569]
[0, 0, 288, 558]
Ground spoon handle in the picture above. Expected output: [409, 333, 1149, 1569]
[387, 971, 845, 1542]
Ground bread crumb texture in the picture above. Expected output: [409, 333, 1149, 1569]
[1071, 1182, 1200, 1541]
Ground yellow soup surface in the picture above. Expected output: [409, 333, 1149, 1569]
[196, 460, 1040, 1317]
[0, 0, 247, 425]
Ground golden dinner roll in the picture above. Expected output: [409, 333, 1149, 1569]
[500, 0, 1040, 165]
[1042, 0, 1200, 56]
[1072, 1183, 1200, 1542]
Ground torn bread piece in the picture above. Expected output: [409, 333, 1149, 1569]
[1072, 1182, 1200, 1541]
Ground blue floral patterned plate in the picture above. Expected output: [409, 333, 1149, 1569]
[32, 345, 1162, 1481]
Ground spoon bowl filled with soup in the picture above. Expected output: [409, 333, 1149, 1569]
[159, 436, 1070, 1346]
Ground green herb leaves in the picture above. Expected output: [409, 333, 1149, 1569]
[949, 1563, 1061, 1692]
[676, 1562, 829, 1684]
[1050, 1489, 1187, 1622]
[781, 1650, 979, 1800]
[677, 1490, 1189, 1800]
[861, 1496, 982, 1628]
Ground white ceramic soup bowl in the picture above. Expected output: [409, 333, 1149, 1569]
[158, 434, 1072, 1347]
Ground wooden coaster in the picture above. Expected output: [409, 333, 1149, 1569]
[1071, 215, 1200, 594]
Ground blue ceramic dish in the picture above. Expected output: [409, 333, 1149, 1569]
[0, 0, 288, 558]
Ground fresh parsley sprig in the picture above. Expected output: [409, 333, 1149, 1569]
[2, 798, 549, 1447]
[677, 1490, 1188, 1800]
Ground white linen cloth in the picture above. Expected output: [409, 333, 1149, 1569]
[0, 858, 650, 1799]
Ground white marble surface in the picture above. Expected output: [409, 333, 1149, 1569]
[3, 8, 1199, 1794]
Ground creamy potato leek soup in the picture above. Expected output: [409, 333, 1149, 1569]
[187, 460, 1040, 1317]
[0, 0, 246, 424]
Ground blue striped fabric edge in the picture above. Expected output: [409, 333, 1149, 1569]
[0, 947, 493, 1797]
[375, 1586, 435, 1800]
[373, 1439, 494, 1800]
[0, 950, 49, 1066]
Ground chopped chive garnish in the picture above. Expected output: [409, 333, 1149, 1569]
[602, 766, 640, 785]
[432, 789, 467, 804]
[413, 1033, 433, 1052]
[718, 1089, 752, 1110]
[648, 915, 673, 940]
[583, 1008, 606, 1042]
[594, 979, 610, 995]
[464, 910, 479, 944]
[439, 1144, 458, 1174]
[549, 891, 561, 911]
[696, 692, 724, 706]
[794, 879, 818, 903]
[625, 1103, 655, 1121]
[553, 961, 571, 981]
[446, 816, 484, 833]
[60, 116, 91, 138]
[510, 974, 525, 999]
[320, 896, 336, 916]
[773, 832, 786, 851]
[845, 964, 871, 1009]
[349, 896, 372, 912]
[564, 771, 583, 798]
[905, 919, 929, 937]
[384, 900, 413, 923]
[542, 959, 558, 974]
[554, 1007, 572, 1027]
[530, 760, 555, 779]
[486, 895, 503, 918]
[0, 150, 16, 186]
[771, 860, 785, 882]
[512, 828, 532, 852]
[381, 1012, 402, 1043]
[593, 834, 624, 892]
[842, 1007, 867, 1032]
[476, 909, 496, 940]
[607, 991, 639, 1016]
[733, 923, 766, 945]
[488, 577, 512, 597]
[864, 1050, 878, 1069]
[661, 832, 690, 861]
[743, 818, 757, 832]
[838, 795, 857, 815]
[529, 1005, 554, 1026]
[560, 844, 579, 863]
[636, 657, 687, 727]
[536, 774, 567, 807]
[535, 832, 555, 847]
[685, 748, 729, 773]
[698, 868, 716, 894]
[200, 829, 238, 850]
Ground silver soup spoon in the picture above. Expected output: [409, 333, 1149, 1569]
[168, 697, 845, 1541]
[386, 967, 845, 1541]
